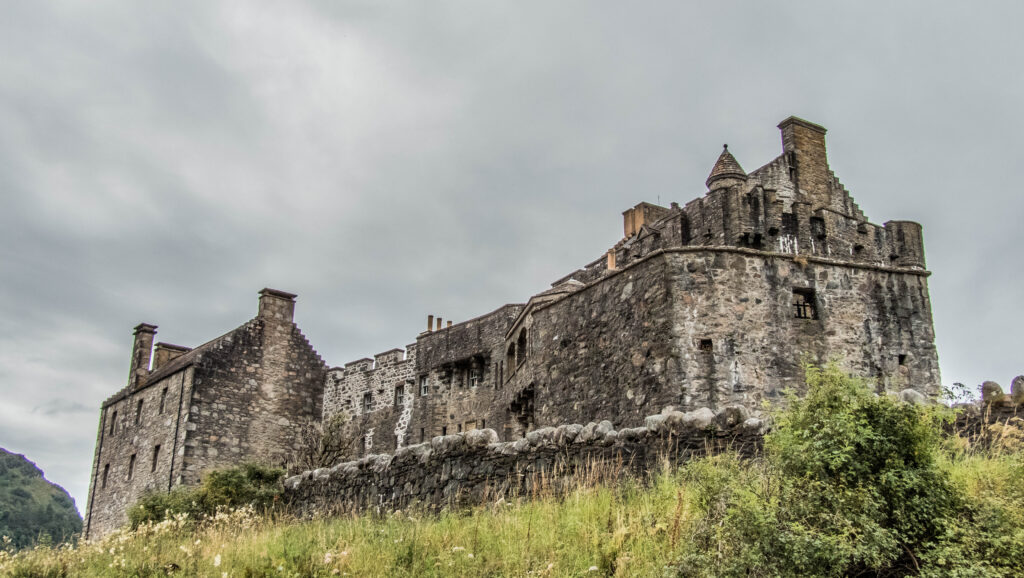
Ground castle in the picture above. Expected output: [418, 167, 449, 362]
[85, 117, 940, 537]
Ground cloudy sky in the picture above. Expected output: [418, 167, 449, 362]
[1, 1, 1021, 515]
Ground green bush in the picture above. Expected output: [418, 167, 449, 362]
[677, 364, 1024, 577]
[128, 463, 284, 528]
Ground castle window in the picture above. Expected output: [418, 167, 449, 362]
[698, 339, 713, 353]
[516, 330, 528, 366]
[151, 445, 161, 472]
[457, 423, 463, 433]
[781, 212, 798, 236]
[898, 354, 907, 366]
[362, 392, 372, 412]
[394, 384, 405, 407]
[109, 411, 118, 435]
[159, 387, 168, 414]
[793, 288, 817, 319]
[419, 375, 429, 396]
[810, 216, 826, 239]
[101, 464, 109, 489]
[441, 426, 448, 436]
[135, 399, 143, 425]
[419, 428, 425, 443]
[127, 454, 136, 481]
[470, 365, 482, 388]
[505, 343, 516, 376]
[481, 419, 486, 429]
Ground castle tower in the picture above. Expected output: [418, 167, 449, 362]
[705, 145, 748, 190]
[127, 323, 157, 389]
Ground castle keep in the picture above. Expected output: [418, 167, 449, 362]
[86, 117, 940, 537]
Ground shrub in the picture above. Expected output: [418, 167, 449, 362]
[676, 364, 1024, 577]
[128, 463, 284, 528]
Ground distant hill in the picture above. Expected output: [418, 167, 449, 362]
[0, 448, 82, 550]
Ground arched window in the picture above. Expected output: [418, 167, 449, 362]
[506, 343, 516, 374]
[516, 329, 528, 366]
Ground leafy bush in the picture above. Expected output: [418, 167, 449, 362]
[128, 463, 284, 528]
[677, 364, 1024, 577]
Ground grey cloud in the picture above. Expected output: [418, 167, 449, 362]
[1, 1, 1022, 513]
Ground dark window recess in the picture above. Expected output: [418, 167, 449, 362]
[159, 387, 168, 414]
[419, 428, 425, 443]
[109, 411, 118, 435]
[394, 384, 405, 407]
[362, 392, 372, 412]
[101, 464, 109, 489]
[853, 244, 864, 255]
[809, 216, 826, 239]
[457, 423, 463, 433]
[135, 399, 143, 424]
[781, 212, 798, 236]
[481, 419, 486, 429]
[898, 354, 907, 366]
[441, 426, 448, 436]
[698, 339, 713, 352]
[793, 288, 818, 319]
[127, 454, 136, 481]
[151, 445, 161, 472]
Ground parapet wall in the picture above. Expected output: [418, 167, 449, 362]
[284, 406, 766, 516]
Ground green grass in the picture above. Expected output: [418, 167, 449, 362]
[3, 449, 1022, 577]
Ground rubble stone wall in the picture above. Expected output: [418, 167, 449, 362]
[284, 407, 765, 516]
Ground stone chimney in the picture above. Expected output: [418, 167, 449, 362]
[128, 323, 157, 387]
[778, 116, 830, 209]
[152, 342, 191, 370]
[258, 288, 297, 322]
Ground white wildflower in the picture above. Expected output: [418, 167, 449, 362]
[589, 566, 599, 572]
[452, 546, 465, 552]
[324, 552, 333, 564]
[214, 553, 222, 567]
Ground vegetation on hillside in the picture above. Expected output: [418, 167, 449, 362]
[0, 448, 82, 550]
[4, 365, 1023, 576]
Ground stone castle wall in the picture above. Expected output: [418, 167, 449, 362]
[284, 406, 766, 517]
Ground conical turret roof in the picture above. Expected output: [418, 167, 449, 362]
[705, 144, 747, 189]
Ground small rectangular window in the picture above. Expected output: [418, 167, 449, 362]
[109, 411, 118, 435]
[898, 354, 907, 366]
[457, 423, 463, 433]
[151, 445, 161, 472]
[394, 384, 405, 407]
[419, 375, 429, 396]
[135, 399, 144, 425]
[419, 428, 425, 443]
[159, 387, 168, 414]
[793, 288, 817, 319]
[362, 392, 373, 412]
[698, 339, 713, 353]
[441, 426, 448, 436]
[127, 454, 136, 481]
[101, 464, 109, 489]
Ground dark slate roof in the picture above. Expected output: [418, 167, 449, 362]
[705, 145, 747, 188]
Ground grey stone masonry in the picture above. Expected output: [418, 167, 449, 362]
[285, 406, 766, 517]
[87, 115, 944, 537]
[85, 289, 327, 538]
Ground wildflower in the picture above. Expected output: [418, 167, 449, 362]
[589, 566, 599, 572]
[468, 553, 475, 559]
[324, 552, 333, 564]
[214, 553, 222, 567]
[452, 546, 465, 552]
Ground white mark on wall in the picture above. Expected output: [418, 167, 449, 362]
[778, 235, 798, 254]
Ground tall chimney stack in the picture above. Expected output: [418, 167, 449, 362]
[257, 288, 297, 322]
[427, 315, 434, 332]
[436, 317, 443, 331]
[128, 323, 157, 388]
[778, 116, 830, 209]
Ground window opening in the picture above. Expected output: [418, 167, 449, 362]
[394, 384, 405, 407]
[151, 445, 161, 472]
[135, 399, 143, 425]
[419, 428, 425, 443]
[793, 288, 817, 319]
[809, 216, 826, 239]
[102, 464, 109, 489]
[898, 354, 907, 366]
[419, 375, 429, 396]
[127, 454, 136, 481]
[109, 411, 118, 435]
[516, 330, 528, 366]
[159, 387, 168, 414]
[698, 339, 713, 352]
[441, 426, 448, 436]
[781, 212, 798, 236]
[362, 392, 372, 412]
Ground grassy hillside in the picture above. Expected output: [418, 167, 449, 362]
[3, 367, 1023, 576]
[0, 448, 82, 550]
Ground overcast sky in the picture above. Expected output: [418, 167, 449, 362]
[1, 1, 1021, 515]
